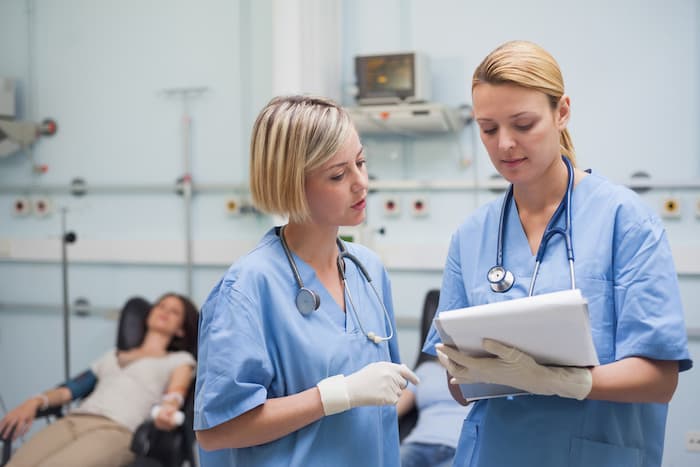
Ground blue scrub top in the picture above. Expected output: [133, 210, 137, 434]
[423, 173, 692, 467]
[195, 228, 402, 467]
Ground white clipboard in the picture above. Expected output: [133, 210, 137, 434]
[434, 289, 599, 401]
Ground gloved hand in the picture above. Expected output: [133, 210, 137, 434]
[317, 362, 420, 416]
[436, 339, 592, 400]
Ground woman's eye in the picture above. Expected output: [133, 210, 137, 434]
[482, 127, 497, 135]
[356, 159, 366, 168]
[515, 123, 533, 132]
[331, 172, 345, 181]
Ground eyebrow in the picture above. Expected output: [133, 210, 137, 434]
[477, 112, 536, 123]
[324, 146, 364, 171]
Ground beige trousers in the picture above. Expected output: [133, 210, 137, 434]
[6, 413, 135, 467]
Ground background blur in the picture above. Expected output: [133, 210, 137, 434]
[0, 1, 698, 465]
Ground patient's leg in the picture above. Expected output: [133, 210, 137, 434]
[7, 414, 134, 467]
[5, 416, 75, 467]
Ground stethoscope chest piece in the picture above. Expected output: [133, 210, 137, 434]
[295, 287, 321, 315]
[487, 265, 514, 293]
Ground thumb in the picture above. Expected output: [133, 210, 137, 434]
[482, 338, 522, 363]
[398, 364, 420, 385]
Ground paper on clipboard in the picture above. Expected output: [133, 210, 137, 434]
[434, 289, 599, 401]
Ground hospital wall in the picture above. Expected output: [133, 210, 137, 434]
[0, 0, 698, 465]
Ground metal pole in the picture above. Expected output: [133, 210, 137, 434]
[60, 208, 71, 381]
[162, 86, 207, 298]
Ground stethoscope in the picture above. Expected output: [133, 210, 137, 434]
[487, 155, 576, 296]
[279, 226, 394, 344]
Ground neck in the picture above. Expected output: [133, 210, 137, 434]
[140, 330, 172, 352]
[282, 223, 339, 270]
[512, 157, 569, 213]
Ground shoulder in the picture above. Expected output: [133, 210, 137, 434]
[580, 173, 661, 233]
[343, 240, 383, 265]
[90, 349, 118, 374]
[167, 350, 196, 367]
[342, 241, 390, 279]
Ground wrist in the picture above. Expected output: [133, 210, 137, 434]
[317, 375, 350, 416]
[161, 392, 184, 408]
[33, 393, 49, 411]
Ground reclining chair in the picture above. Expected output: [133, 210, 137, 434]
[1, 297, 196, 467]
[398, 288, 440, 441]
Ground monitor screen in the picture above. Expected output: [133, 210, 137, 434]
[355, 53, 415, 101]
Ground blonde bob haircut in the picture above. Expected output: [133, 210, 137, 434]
[250, 95, 354, 223]
[472, 40, 576, 166]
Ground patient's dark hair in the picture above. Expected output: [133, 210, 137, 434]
[155, 292, 199, 359]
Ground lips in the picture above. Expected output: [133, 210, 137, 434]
[501, 157, 526, 167]
[351, 198, 366, 210]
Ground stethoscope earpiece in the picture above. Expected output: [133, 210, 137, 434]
[367, 332, 383, 344]
[295, 287, 321, 315]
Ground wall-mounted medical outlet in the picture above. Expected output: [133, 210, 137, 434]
[12, 197, 31, 217]
[33, 197, 52, 217]
[686, 431, 700, 452]
[660, 197, 681, 219]
[411, 197, 429, 217]
[224, 197, 241, 216]
[695, 198, 700, 219]
[382, 197, 400, 217]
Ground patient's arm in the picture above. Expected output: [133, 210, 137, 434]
[153, 363, 195, 431]
[396, 388, 416, 417]
[0, 387, 72, 441]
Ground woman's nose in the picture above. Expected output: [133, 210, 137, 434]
[352, 169, 368, 192]
[498, 130, 516, 152]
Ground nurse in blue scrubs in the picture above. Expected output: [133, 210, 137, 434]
[194, 95, 418, 467]
[424, 41, 692, 467]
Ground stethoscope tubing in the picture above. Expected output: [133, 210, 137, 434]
[491, 155, 577, 296]
[279, 226, 394, 343]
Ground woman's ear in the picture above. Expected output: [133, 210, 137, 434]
[556, 95, 571, 130]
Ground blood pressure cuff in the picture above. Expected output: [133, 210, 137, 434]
[63, 369, 98, 400]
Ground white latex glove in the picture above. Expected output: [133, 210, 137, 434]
[317, 362, 420, 416]
[436, 339, 592, 400]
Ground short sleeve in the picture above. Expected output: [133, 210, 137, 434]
[168, 351, 196, 370]
[613, 215, 692, 371]
[90, 349, 116, 376]
[194, 282, 275, 430]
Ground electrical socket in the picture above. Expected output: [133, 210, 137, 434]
[33, 197, 52, 217]
[660, 197, 681, 219]
[224, 197, 241, 216]
[12, 197, 31, 217]
[411, 197, 429, 217]
[686, 431, 700, 452]
[382, 197, 400, 217]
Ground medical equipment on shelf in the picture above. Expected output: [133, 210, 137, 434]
[354, 52, 430, 105]
[487, 156, 575, 296]
[279, 226, 394, 344]
[0, 77, 57, 158]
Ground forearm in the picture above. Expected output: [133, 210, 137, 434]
[396, 389, 415, 417]
[196, 387, 325, 450]
[36, 386, 73, 409]
[162, 365, 194, 408]
[587, 357, 678, 403]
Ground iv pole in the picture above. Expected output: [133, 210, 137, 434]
[60, 207, 76, 381]
[162, 86, 207, 297]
